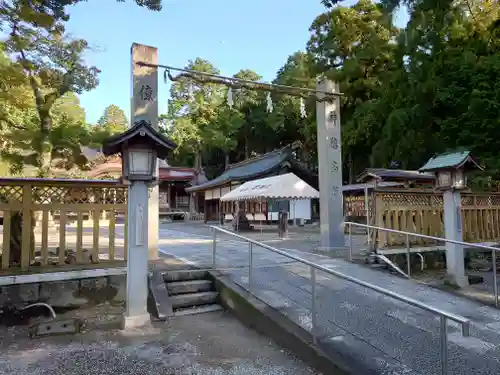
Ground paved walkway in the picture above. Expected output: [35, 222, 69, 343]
[158, 224, 500, 375]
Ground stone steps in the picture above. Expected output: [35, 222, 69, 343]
[170, 291, 219, 309]
[150, 269, 221, 318]
[173, 304, 223, 317]
[163, 269, 208, 283]
[167, 280, 213, 295]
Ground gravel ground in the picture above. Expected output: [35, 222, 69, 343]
[0, 306, 320, 375]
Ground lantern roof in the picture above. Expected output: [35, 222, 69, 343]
[102, 120, 177, 159]
[419, 150, 484, 173]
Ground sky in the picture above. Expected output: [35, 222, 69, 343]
[66, 0, 409, 124]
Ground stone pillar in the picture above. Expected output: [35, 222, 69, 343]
[166, 184, 171, 209]
[189, 192, 195, 215]
[316, 79, 345, 251]
[443, 190, 468, 287]
[364, 186, 372, 248]
[122, 180, 151, 329]
[131, 43, 159, 261]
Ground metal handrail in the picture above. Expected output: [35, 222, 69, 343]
[208, 225, 470, 328]
[345, 221, 500, 308]
[347, 222, 500, 252]
[208, 224, 470, 375]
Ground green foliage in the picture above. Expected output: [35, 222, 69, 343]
[0, 0, 100, 176]
[116, 0, 163, 11]
[1, 0, 500, 191]
[164, 58, 226, 173]
[97, 104, 128, 134]
[0, 92, 94, 175]
[161, 0, 500, 189]
[0, 0, 162, 177]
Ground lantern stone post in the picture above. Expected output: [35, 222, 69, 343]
[102, 120, 176, 329]
[316, 78, 345, 251]
[419, 151, 484, 288]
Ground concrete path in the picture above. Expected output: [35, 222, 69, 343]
[158, 224, 500, 375]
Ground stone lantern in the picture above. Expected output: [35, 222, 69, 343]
[419, 150, 483, 287]
[102, 120, 176, 329]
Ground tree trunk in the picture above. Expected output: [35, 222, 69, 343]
[348, 153, 354, 184]
[38, 113, 53, 177]
[224, 153, 230, 170]
[194, 152, 201, 171]
[6, 212, 35, 267]
[244, 137, 249, 160]
[8, 212, 22, 265]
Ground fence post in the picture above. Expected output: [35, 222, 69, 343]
[348, 223, 353, 261]
[212, 228, 217, 270]
[21, 183, 33, 269]
[311, 266, 317, 345]
[248, 242, 253, 296]
[406, 233, 411, 278]
[440, 315, 448, 375]
[493, 250, 498, 307]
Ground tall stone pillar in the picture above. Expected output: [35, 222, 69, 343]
[316, 79, 345, 251]
[443, 190, 468, 287]
[131, 43, 159, 260]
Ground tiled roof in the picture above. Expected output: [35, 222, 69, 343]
[419, 151, 483, 172]
[358, 168, 435, 182]
[186, 149, 291, 192]
[342, 181, 404, 192]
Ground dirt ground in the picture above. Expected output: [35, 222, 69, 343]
[0, 303, 319, 375]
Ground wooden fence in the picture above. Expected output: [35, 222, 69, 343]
[373, 189, 500, 247]
[0, 178, 128, 273]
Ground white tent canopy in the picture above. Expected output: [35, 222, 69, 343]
[220, 173, 319, 202]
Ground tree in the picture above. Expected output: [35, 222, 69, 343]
[166, 58, 225, 173]
[270, 52, 318, 168]
[210, 101, 243, 169]
[16, 0, 163, 20]
[0, 0, 165, 177]
[0, 92, 93, 175]
[308, 0, 398, 177]
[0, 0, 164, 268]
[159, 0, 500, 190]
[229, 69, 266, 160]
[349, 0, 500, 182]
[97, 104, 128, 134]
[0, 88, 93, 267]
[0, 1, 100, 176]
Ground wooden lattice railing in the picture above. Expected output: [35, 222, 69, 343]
[374, 189, 500, 247]
[461, 193, 500, 243]
[0, 178, 128, 271]
[344, 195, 367, 218]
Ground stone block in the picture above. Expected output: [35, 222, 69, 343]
[0, 286, 18, 306]
[39, 280, 86, 308]
[79, 276, 120, 305]
[0, 284, 39, 307]
[1, 275, 127, 310]
[80, 277, 107, 290]
[19, 283, 40, 302]
[109, 275, 127, 304]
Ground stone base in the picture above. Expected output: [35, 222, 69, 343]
[443, 274, 469, 289]
[0, 274, 126, 309]
[121, 313, 152, 330]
